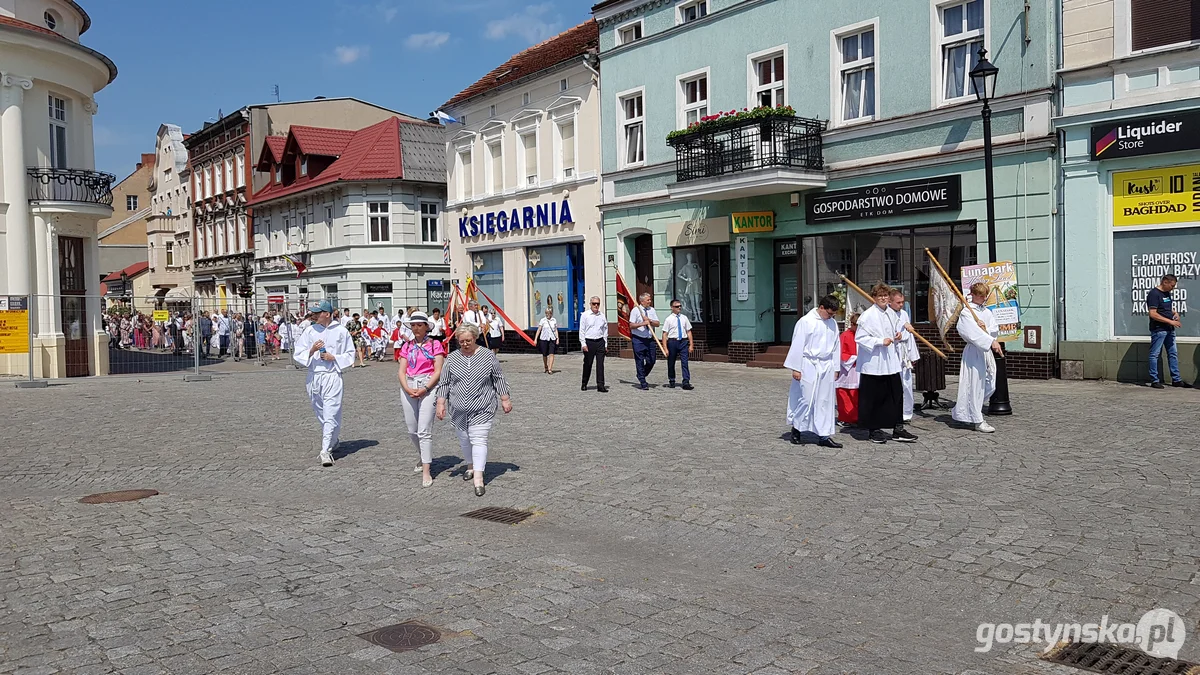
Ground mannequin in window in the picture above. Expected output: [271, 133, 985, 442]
[677, 253, 702, 320]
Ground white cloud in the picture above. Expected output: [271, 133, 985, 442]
[485, 3, 562, 44]
[331, 45, 369, 65]
[377, 2, 398, 22]
[405, 31, 450, 50]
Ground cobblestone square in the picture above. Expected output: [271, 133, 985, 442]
[2, 356, 1199, 674]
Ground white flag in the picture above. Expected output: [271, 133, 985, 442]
[928, 264, 962, 352]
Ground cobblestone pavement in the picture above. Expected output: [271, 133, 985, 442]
[2, 355, 1199, 675]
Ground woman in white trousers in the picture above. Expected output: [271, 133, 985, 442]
[436, 324, 513, 497]
[398, 312, 446, 487]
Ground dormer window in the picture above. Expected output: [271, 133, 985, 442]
[300, 157, 308, 177]
[276, 165, 283, 184]
[44, 11, 56, 30]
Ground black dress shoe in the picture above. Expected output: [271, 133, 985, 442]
[1173, 381, 1194, 388]
[1151, 381, 1165, 389]
[581, 385, 588, 391]
[790, 429, 803, 445]
[667, 382, 676, 388]
[818, 437, 843, 448]
[681, 383, 694, 390]
[597, 386, 609, 393]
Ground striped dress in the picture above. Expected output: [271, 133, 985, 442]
[435, 348, 511, 430]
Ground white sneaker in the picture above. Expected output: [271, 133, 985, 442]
[320, 451, 334, 466]
[413, 464, 423, 473]
[976, 422, 996, 434]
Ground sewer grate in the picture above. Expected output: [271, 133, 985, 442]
[1041, 641, 1200, 675]
[79, 490, 159, 504]
[460, 506, 533, 525]
[357, 621, 440, 652]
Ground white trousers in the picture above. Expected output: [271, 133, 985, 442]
[901, 366, 914, 421]
[455, 422, 493, 473]
[401, 376, 436, 464]
[307, 371, 344, 455]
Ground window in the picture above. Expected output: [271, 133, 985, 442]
[204, 166, 212, 197]
[300, 157, 308, 177]
[680, 71, 709, 126]
[884, 248, 901, 285]
[420, 202, 440, 243]
[523, 92, 531, 106]
[837, 26, 876, 123]
[166, 241, 175, 267]
[938, 0, 985, 102]
[275, 164, 283, 184]
[619, 91, 645, 167]
[752, 51, 786, 108]
[457, 148, 473, 200]
[560, 78, 569, 91]
[44, 11, 56, 29]
[214, 161, 223, 194]
[617, 20, 643, 45]
[236, 154, 245, 187]
[1131, 0, 1200, 51]
[519, 131, 538, 186]
[224, 158, 233, 191]
[126, 195, 138, 211]
[486, 141, 503, 194]
[557, 120, 576, 179]
[678, 0, 708, 23]
[48, 96, 67, 169]
[367, 201, 390, 242]
[489, 104, 496, 117]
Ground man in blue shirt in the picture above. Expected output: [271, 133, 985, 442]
[1147, 273, 1191, 389]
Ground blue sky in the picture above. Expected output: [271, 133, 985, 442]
[85, 0, 596, 181]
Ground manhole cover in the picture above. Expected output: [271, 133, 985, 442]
[79, 490, 159, 504]
[358, 621, 440, 652]
[460, 506, 532, 525]
[1041, 641, 1200, 674]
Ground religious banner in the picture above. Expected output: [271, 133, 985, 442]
[614, 269, 636, 339]
[960, 261, 1021, 342]
[926, 256, 964, 351]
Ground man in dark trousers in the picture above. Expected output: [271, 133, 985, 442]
[169, 314, 182, 355]
[1147, 273, 1192, 389]
[579, 296, 609, 392]
[199, 313, 214, 359]
[628, 293, 660, 390]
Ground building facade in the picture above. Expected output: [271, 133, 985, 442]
[1056, 0, 1200, 383]
[593, 0, 1058, 375]
[145, 123, 191, 305]
[187, 98, 412, 310]
[0, 0, 117, 378]
[95, 153, 152, 277]
[248, 116, 448, 315]
[441, 20, 603, 342]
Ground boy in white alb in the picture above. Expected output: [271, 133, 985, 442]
[889, 289, 921, 422]
[293, 301, 356, 466]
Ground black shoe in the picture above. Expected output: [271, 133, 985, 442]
[868, 430, 889, 444]
[1151, 381, 1165, 389]
[790, 429, 803, 445]
[581, 385, 588, 391]
[667, 382, 676, 388]
[1173, 381, 1194, 389]
[681, 383, 694, 390]
[597, 386, 609, 393]
[474, 485, 486, 497]
[818, 437, 843, 449]
[639, 383, 649, 390]
[892, 427, 918, 443]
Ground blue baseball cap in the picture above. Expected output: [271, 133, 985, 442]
[307, 300, 334, 314]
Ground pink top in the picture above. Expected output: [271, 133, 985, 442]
[400, 338, 445, 377]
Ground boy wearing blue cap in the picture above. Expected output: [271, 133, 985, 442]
[293, 300, 356, 466]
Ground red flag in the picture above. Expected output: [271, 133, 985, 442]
[474, 286, 538, 348]
[283, 255, 307, 278]
[614, 270, 635, 340]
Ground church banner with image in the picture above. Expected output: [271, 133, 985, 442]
[960, 262, 1021, 342]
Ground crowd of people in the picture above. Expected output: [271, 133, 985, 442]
[103, 307, 336, 363]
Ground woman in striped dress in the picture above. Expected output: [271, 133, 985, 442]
[435, 323, 513, 497]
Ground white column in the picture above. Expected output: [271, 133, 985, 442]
[33, 214, 52, 334]
[1, 72, 34, 296]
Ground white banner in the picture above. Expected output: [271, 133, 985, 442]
[736, 237, 749, 301]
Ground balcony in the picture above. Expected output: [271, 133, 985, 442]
[27, 167, 116, 208]
[666, 114, 827, 202]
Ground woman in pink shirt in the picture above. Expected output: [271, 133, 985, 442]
[399, 311, 446, 487]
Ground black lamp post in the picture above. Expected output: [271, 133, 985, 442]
[969, 48, 1012, 416]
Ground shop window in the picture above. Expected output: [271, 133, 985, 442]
[472, 250, 505, 309]
[672, 247, 706, 323]
[884, 248, 902, 285]
[527, 245, 571, 328]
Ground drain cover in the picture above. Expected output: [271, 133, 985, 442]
[460, 506, 532, 525]
[358, 621, 440, 652]
[79, 490, 159, 504]
[1041, 641, 1200, 674]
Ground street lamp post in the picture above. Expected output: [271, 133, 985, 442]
[969, 48, 1012, 415]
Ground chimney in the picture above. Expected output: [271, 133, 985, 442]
[141, 153, 156, 168]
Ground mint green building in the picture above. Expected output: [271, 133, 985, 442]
[593, 0, 1059, 376]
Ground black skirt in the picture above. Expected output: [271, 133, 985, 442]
[858, 373, 903, 430]
[538, 339, 556, 356]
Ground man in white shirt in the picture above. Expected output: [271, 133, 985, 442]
[663, 298, 695, 390]
[339, 309, 352, 328]
[579, 296, 609, 393]
[888, 289, 921, 423]
[952, 282, 1003, 433]
[462, 300, 481, 328]
[292, 300, 356, 467]
[855, 283, 918, 444]
[629, 293, 660, 391]
[217, 309, 232, 357]
[785, 295, 842, 448]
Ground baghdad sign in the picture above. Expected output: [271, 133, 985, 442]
[806, 176, 962, 224]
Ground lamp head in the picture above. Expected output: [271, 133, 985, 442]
[969, 47, 999, 103]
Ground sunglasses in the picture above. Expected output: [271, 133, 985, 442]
[671, 304, 681, 308]
[590, 302, 600, 305]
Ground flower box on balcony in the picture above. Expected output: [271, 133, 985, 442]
[666, 105, 797, 144]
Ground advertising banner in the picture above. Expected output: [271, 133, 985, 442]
[1112, 227, 1198, 338]
[0, 297, 30, 354]
[1113, 164, 1200, 228]
[960, 262, 1021, 342]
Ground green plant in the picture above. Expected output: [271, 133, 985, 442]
[666, 104, 797, 142]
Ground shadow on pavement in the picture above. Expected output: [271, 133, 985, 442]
[332, 439, 379, 460]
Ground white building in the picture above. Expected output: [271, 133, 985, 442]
[440, 19, 603, 340]
[146, 123, 191, 305]
[248, 116, 448, 315]
[0, 0, 118, 378]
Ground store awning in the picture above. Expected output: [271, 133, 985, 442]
[165, 286, 193, 299]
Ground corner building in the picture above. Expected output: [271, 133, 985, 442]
[593, 0, 1058, 375]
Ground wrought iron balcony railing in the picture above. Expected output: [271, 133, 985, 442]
[27, 167, 116, 206]
[667, 115, 826, 183]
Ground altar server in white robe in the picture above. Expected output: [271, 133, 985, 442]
[785, 296, 843, 448]
[293, 300, 357, 467]
[856, 283, 919, 445]
[889, 289, 921, 422]
[952, 282, 1002, 433]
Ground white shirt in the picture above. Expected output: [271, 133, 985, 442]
[340, 315, 352, 327]
[367, 316, 379, 331]
[217, 316, 231, 336]
[629, 305, 659, 339]
[894, 308, 921, 366]
[462, 310, 480, 326]
[537, 317, 559, 341]
[487, 314, 504, 338]
[430, 317, 445, 337]
[299, 319, 313, 330]
[855, 304, 903, 376]
[579, 310, 608, 345]
[663, 313, 693, 340]
[292, 322, 355, 375]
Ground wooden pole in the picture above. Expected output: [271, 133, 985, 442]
[839, 274, 949, 361]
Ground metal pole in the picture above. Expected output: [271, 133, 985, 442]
[184, 294, 211, 381]
[982, 101, 1012, 415]
[27, 295, 33, 383]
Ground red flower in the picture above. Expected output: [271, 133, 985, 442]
[743, 107, 748, 111]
